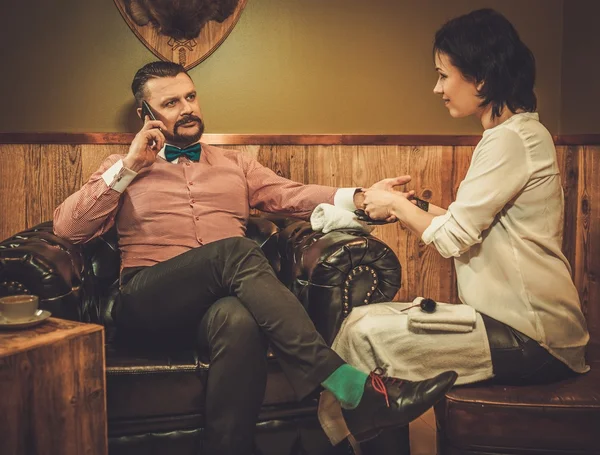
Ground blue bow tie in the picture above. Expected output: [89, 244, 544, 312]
[164, 143, 201, 162]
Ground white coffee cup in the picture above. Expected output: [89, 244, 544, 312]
[0, 295, 39, 321]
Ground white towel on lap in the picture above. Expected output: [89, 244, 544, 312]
[408, 297, 477, 333]
[310, 203, 373, 234]
[332, 301, 493, 386]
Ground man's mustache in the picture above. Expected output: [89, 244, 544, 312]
[174, 115, 203, 129]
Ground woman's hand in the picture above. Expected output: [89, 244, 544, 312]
[354, 175, 415, 217]
[369, 175, 412, 192]
[363, 189, 413, 220]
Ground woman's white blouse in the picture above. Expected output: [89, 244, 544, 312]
[422, 112, 589, 372]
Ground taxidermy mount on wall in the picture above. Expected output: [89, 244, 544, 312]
[124, 0, 240, 40]
[114, 0, 247, 69]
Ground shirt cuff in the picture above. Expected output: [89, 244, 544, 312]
[334, 188, 359, 211]
[421, 211, 460, 258]
[101, 159, 137, 193]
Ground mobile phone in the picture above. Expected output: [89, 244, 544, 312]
[141, 100, 157, 123]
[141, 101, 160, 149]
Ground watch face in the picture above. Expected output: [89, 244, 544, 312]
[414, 198, 429, 212]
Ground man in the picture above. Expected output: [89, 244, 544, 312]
[53, 61, 457, 455]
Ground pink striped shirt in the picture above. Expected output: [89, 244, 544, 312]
[53, 143, 338, 269]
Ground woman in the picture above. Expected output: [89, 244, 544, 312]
[334, 8, 589, 386]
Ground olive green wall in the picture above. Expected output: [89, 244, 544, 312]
[560, 0, 600, 135]
[0, 0, 593, 135]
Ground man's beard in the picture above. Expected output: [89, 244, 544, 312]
[163, 115, 205, 147]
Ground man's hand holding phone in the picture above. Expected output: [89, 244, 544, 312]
[123, 101, 167, 173]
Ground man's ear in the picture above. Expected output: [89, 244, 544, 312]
[476, 80, 485, 92]
[136, 107, 143, 119]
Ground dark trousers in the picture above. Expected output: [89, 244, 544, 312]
[116, 237, 344, 455]
[482, 314, 576, 385]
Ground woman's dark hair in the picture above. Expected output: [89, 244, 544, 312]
[433, 8, 537, 119]
[131, 61, 188, 107]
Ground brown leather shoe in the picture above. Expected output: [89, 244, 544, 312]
[342, 368, 458, 442]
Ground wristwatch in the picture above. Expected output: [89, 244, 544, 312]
[412, 196, 429, 212]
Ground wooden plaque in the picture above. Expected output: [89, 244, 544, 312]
[113, 0, 248, 70]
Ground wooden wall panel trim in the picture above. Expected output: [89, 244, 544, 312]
[0, 133, 135, 145]
[553, 135, 600, 146]
[0, 133, 481, 146]
[1, 133, 599, 146]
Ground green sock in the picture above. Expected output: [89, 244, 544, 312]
[321, 364, 369, 409]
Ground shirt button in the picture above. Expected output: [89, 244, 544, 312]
[195, 216, 200, 221]
[185, 162, 191, 167]
[191, 199, 195, 204]
[197, 238, 203, 243]
[188, 181, 194, 185]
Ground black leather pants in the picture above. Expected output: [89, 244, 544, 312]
[482, 314, 575, 385]
[116, 237, 344, 455]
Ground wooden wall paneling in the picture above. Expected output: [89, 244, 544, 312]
[287, 145, 312, 184]
[577, 146, 600, 342]
[255, 145, 292, 180]
[352, 146, 410, 301]
[403, 146, 457, 303]
[587, 146, 600, 342]
[450, 146, 474, 200]
[556, 145, 580, 272]
[348, 145, 374, 189]
[0, 144, 28, 238]
[24, 144, 83, 228]
[307, 145, 355, 188]
[351, 145, 407, 302]
[1, 140, 597, 332]
[574, 145, 589, 323]
[81, 145, 126, 182]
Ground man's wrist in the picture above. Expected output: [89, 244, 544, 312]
[123, 156, 142, 173]
[102, 159, 138, 193]
[353, 188, 365, 208]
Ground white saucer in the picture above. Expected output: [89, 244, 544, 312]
[0, 310, 52, 329]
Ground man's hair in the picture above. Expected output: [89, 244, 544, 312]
[131, 61, 188, 106]
[433, 8, 537, 119]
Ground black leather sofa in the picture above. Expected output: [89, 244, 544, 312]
[0, 214, 408, 455]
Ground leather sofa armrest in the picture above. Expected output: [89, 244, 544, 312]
[274, 219, 401, 345]
[0, 222, 85, 320]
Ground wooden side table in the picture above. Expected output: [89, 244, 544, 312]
[0, 317, 107, 455]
